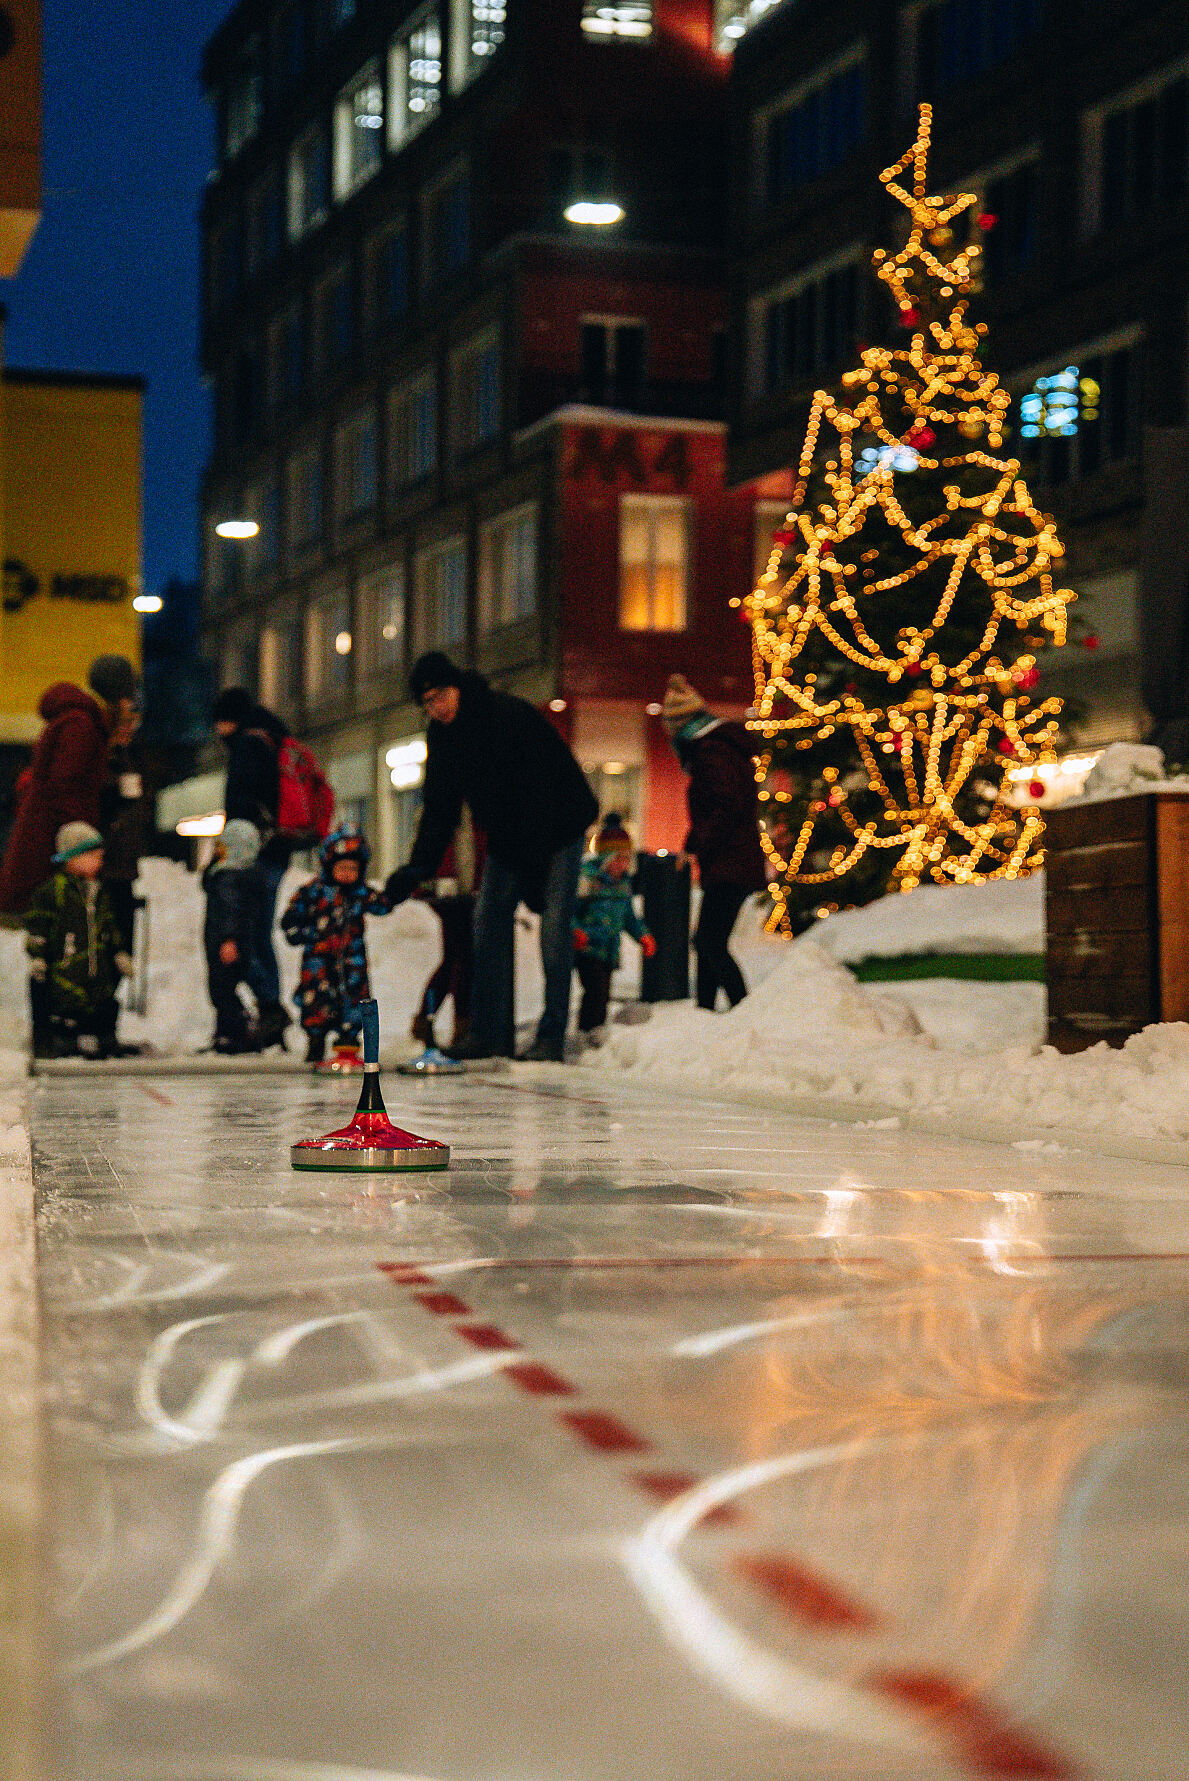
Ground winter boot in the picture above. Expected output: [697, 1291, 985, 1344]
[410, 1011, 434, 1046]
[448, 1015, 472, 1052]
[255, 1000, 291, 1052]
[305, 1030, 327, 1066]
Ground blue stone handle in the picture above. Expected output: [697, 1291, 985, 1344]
[361, 999, 380, 1066]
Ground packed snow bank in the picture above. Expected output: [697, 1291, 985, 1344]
[809, 872, 1044, 963]
[589, 936, 1189, 1147]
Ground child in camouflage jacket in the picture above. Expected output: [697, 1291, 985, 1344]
[25, 822, 131, 1058]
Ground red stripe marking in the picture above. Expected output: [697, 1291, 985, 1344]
[734, 1552, 880, 1632]
[560, 1410, 652, 1455]
[504, 1361, 577, 1397]
[138, 1084, 174, 1107]
[377, 1265, 435, 1286]
[632, 1470, 745, 1527]
[869, 1671, 1078, 1779]
[455, 1323, 520, 1352]
[413, 1291, 472, 1317]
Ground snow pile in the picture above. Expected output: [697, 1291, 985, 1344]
[591, 933, 1189, 1145]
[808, 872, 1043, 962]
[1077, 741, 1180, 803]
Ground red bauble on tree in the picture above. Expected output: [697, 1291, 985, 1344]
[977, 212, 998, 231]
[898, 305, 921, 328]
[1029, 781, 1046, 799]
[772, 528, 797, 549]
[998, 739, 1016, 756]
[1084, 633, 1100, 651]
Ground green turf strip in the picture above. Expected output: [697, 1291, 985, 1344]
[849, 952, 1044, 983]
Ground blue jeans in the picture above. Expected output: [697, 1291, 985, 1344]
[472, 840, 583, 1055]
[246, 858, 286, 1009]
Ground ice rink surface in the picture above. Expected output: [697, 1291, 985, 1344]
[32, 1066, 1189, 1781]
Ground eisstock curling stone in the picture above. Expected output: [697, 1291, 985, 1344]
[291, 1000, 450, 1174]
[397, 991, 462, 1076]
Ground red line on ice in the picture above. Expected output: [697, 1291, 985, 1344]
[413, 1291, 473, 1317]
[559, 1410, 653, 1455]
[631, 1470, 745, 1527]
[138, 1084, 174, 1107]
[377, 1264, 435, 1286]
[733, 1552, 880, 1632]
[869, 1670, 1079, 1778]
[504, 1361, 577, 1397]
[455, 1323, 521, 1352]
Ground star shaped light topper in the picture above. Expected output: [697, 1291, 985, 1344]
[872, 103, 984, 316]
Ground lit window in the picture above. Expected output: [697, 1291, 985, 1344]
[359, 562, 407, 675]
[259, 614, 301, 719]
[306, 590, 352, 702]
[414, 538, 468, 651]
[389, 8, 443, 150]
[619, 495, 689, 632]
[1014, 336, 1143, 486]
[287, 123, 330, 240]
[479, 504, 537, 631]
[389, 372, 438, 487]
[335, 408, 378, 519]
[716, 0, 787, 50]
[582, 3, 652, 39]
[334, 64, 385, 200]
[450, 0, 506, 90]
[223, 36, 262, 161]
[453, 331, 501, 454]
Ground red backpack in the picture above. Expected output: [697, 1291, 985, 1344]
[275, 737, 335, 844]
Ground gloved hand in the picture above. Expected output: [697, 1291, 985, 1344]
[384, 865, 420, 907]
[640, 933, 658, 958]
[573, 928, 589, 952]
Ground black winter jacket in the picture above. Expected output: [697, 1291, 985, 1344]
[405, 673, 597, 911]
[202, 861, 263, 959]
[223, 705, 291, 867]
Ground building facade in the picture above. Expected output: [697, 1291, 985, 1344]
[198, 0, 792, 867]
[727, 0, 1189, 754]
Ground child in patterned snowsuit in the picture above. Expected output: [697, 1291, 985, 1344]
[281, 825, 391, 1063]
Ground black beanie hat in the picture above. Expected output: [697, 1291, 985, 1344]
[409, 651, 463, 703]
[88, 654, 139, 707]
[212, 686, 255, 727]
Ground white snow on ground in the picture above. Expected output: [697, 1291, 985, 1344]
[808, 872, 1043, 962]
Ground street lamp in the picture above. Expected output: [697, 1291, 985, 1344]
[133, 593, 163, 614]
[564, 199, 624, 226]
[215, 519, 260, 540]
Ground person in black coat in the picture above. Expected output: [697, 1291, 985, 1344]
[212, 687, 292, 1047]
[385, 653, 598, 1061]
[202, 819, 264, 1053]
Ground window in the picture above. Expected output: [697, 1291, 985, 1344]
[389, 372, 438, 486]
[414, 538, 468, 650]
[750, 252, 861, 399]
[389, 8, 443, 150]
[914, 0, 1043, 98]
[619, 495, 689, 631]
[453, 331, 501, 453]
[258, 479, 281, 573]
[287, 443, 325, 551]
[268, 304, 305, 409]
[276, 0, 307, 93]
[305, 589, 353, 702]
[479, 505, 537, 631]
[288, 123, 330, 240]
[246, 172, 282, 278]
[582, 3, 652, 39]
[259, 614, 302, 718]
[1014, 336, 1143, 486]
[980, 158, 1039, 282]
[224, 37, 263, 160]
[221, 346, 259, 448]
[450, 0, 506, 91]
[1088, 66, 1189, 234]
[335, 407, 378, 518]
[756, 51, 866, 210]
[365, 221, 410, 332]
[331, 0, 356, 26]
[314, 267, 354, 380]
[581, 317, 646, 408]
[209, 216, 244, 314]
[334, 64, 385, 200]
[359, 561, 407, 676]
[422, 164, 470, 284]
[717, 0, 788, 49]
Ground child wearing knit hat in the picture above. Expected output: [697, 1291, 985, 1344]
[572, 813, 656, 1044]
[24, 823, 132, 1058]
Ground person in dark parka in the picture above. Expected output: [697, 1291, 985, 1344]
[202, 818, 265, 1054]
[385, 653, 598, 1061]
[212, 687, 292, 1048]
[662, 673, 766, 1012]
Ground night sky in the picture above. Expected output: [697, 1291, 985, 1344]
[2, 0, 235, 596]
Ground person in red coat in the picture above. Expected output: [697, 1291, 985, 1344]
[0, 656, 140, 1047]
[662, 673, 766, 1012]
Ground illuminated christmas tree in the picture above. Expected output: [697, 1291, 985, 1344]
[744, 106, 1075, 932]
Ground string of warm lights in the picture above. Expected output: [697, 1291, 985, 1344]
[742, 104, 1075, 927]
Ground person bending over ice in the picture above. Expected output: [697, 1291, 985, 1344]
[25, 822, 132, 1058]
[572, 813, 655, 1046]
[282, 825, 391, 1065]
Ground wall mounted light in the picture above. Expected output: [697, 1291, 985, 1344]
[215, 519, 260, 540]
[548, 698, 567, 712]
[564, 200, 624, 226]
[133, 593, 163, 614]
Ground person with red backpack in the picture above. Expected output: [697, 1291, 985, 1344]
[213, 688, 335, 1049]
